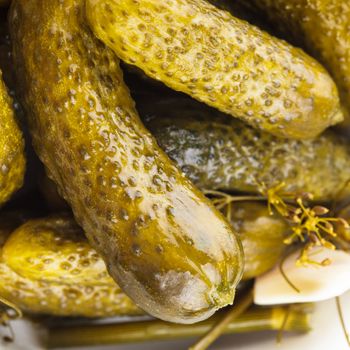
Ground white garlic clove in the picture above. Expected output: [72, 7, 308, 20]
[254, 248, 350, 305]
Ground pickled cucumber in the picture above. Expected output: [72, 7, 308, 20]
[246, 0, 350, 125]
[3, 216, 114, 285]
[0, 208, 285, 316]
[10, 0, 243, 323]
[0, 70, 25, 205]
[0, 215, 142, 317]
[86, 0, 342, 139]
[227, 202, 288, 279]
[142, 97, 350, 201]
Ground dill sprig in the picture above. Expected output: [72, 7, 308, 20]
[204, 189, 265, 221]
[205, 182, 350, 266]
[259, 182, 349, 265]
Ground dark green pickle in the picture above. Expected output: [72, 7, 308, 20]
[142, 97, 350, 202]
[9, 0, 243, 324]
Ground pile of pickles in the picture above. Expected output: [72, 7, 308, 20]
[0, 0, 350, 348]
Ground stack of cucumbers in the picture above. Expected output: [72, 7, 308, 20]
[0, 0, 349, 348]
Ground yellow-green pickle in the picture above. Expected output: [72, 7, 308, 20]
[0, 71, 25, 206]
[142, 97, 350, 201]
[244, 0, 350, 125]
[0, 0, 344, 347]
[33, 173, 288, 280]
[0, 206, 287, 316]
[0, 215, 142, 317]
[86, 0, 343, 139]
[9, 0, 243, 323]
[228, 202, 288, 280]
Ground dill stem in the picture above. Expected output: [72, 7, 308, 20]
[279, 252, 301, 293]
[336, 296, 350, 347]
[188, 290, 253, 350]
[47, 305, 311, 348]
[0, 296, 23, 320]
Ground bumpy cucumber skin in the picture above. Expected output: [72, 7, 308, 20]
[0, 216, 142, 317]
[0, 71, 25, 205]
[3, 216, 114, 285]
[228, 202, 287, 280]
[142, 98, 350, 202]
[0, 12, 25, 190]
[0, 262, 142, 317]
[0, 208, 284, 316]
[246, 0, 350, 126]
[10, 0, 243, 323]
[86, 0, 342, 139]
